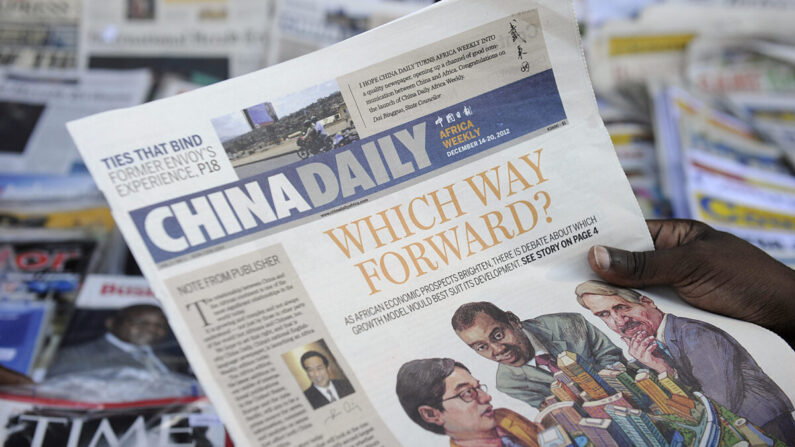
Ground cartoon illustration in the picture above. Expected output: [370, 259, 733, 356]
[300, 350, 355, 409]
[451, 302, 626, 409]
[575, 280, 795, 444]
[396, 358, 542, 446]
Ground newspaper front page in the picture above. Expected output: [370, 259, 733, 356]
[68, 1, 795, 446]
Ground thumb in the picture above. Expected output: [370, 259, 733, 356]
[588, 245, 687, 288]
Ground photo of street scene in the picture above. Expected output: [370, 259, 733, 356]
[211, 79, 359, 177]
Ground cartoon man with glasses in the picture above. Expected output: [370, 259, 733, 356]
[396, 358, 542, 447]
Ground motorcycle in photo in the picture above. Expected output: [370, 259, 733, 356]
[296, 125, 333, 159]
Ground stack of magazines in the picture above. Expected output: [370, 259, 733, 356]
[584, 0, 795, 266]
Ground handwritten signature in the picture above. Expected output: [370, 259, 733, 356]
[324, 401, 363, 424]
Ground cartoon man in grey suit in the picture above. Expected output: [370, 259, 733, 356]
[575, 280, 795, 444]
[451, 301, 626, 409]
[48, 304, 173, 377]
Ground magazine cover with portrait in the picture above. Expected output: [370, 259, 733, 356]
[0, 394, 226, 446]
[39, 275, 200, 402]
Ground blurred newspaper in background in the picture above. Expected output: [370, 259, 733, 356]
[0, 68, 151, 175]
[79, 0, 273, 98]
[0, 394, 227, 446]
[0, 66, 149, 361]
[0, 0, 80, 69]
[582, 0, 795, 267]
[267, 0, 431, 65]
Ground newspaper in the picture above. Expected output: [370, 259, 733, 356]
[0, 201, 114, 232]
[78, 0, 272, 86]
[651, 84, 795, 267]
[726, 92, 795, 158]
[266, 0, 429, 65]
[685, 36, 795, 95]
[68, 0, 795, 446]
[651, 84, 788, 217]
[0, 197, 128, 276]
[0, 68, 151, 175]
[606, 123, 668, 218]
[0, 0, 80, 69]
[683, 150, 795, 265]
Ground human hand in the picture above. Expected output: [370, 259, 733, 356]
[622, 330, 673, 375]
[587, 219, 795, 342]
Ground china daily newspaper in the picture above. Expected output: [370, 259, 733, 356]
[68, 0, 795, 446]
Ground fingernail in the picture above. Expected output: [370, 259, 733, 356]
[593, 245, 610, 271]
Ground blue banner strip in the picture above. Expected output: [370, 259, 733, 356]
[132, 69, 566, 262]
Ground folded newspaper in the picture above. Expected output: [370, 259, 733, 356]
[67, 0, 795, 446]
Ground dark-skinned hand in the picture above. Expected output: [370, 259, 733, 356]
[587, 219, 795, 344]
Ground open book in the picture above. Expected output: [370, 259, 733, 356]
[67, 0, 795, 445]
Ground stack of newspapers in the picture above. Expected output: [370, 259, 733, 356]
[584, 0, 795, 266]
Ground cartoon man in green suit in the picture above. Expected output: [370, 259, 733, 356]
[451, 301, 625, 409]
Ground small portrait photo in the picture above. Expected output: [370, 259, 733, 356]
[282, 339, 355, 410]
[127, 0, 155, 20]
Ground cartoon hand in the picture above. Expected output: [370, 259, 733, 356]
[622, 331, 673, 375]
